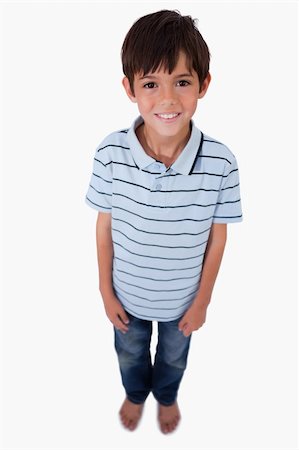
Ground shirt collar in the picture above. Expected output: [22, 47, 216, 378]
[127, 115, 203, 175]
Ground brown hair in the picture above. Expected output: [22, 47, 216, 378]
[121, 9, 210, 95]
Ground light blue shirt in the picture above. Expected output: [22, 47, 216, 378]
[85, 116, 242, 321]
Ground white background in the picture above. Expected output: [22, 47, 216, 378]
[1, 1, 298, 449]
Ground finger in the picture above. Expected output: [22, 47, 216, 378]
[179, 321, 190, 336]
[118, 310, 130, 325]
[115, 315, 129, 333]
[183, 325, 191, 337]
[178, 318, 187, 332]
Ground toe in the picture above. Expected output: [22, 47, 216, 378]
[122, 417, 128, 427]
[161, 422, 169, 434]
[130, 419, 138, 431]
[120, 412, 129, 428]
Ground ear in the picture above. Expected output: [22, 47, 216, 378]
[122, 77, 137, 103]
[198, 72, 211, 99]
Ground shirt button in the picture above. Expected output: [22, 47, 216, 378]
[154, 164, 160, 170]
[156, 183, 162, 190]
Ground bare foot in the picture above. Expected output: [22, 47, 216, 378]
[158, 401, 181, 434]
[119, 398, 144, 431]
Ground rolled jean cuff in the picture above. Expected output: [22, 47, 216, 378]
[127, 394, 148, 405]
[152, 393, 177, 406]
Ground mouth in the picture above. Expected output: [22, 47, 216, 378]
[154, 113, 181, 122]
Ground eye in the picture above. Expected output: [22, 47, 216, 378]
[177, 80, 190, 87]
[143, 82, 157, 89]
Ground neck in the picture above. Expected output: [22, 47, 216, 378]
[137, 122, 191, 165]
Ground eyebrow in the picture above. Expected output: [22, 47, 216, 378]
[138, 72, 193, 80]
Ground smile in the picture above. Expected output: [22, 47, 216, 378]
[155, 113, 181, 122]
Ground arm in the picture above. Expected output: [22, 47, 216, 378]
[96, 212, 130, 333]
[178, 223, 227, 337]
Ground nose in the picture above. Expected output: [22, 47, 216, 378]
[159, 85, 177, 106]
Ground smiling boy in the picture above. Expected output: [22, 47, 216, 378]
[85, 10, 242, 434]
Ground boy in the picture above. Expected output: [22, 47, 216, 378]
[85, 10, 242, 434]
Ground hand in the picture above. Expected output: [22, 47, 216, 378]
[178, 302, 208, 337]
[103, 296, 130, 333]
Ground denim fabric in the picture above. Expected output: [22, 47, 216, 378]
[114, 312, 191, 406]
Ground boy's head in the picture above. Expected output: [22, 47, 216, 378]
[121, 9, 210, 96]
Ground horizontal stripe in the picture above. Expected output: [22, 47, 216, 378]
[97, 144, 130, 152]
[113, 177, 220, 192]
[217, 199, 241, 206]
[113, 205, 213, 223]
[114, 273, 199, 293]
[199, 154, 232, 164]
[85, 196, 111, 210]
[95, 158, 138, 172]
[192, 170, 237, 178]
[114, 192, 217, 208]
[119, 295, 194, 311]
[214, 214, 243, 219]
[91, 172, 112, 184]
[89, 185, 111, 196]
[114, 241, 206, 260]
[221, 182, 240, 191]
[112, 173, 226, 192]
[143, 169, 178, 176]
[116, 268, 200, 282]
[113, 217, 210, 236]
[113, 227, 208, 249]
[114, 281, 198, 303]
[226, 168, 238, 177]
[107, 160, 137, 169]
[114, 256, 203, 272]
[119, 304, 188, 321]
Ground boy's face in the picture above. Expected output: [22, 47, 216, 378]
[122, 51, 211, 139]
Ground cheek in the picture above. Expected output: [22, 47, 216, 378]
[181, 92, 199, 110]
[182, 91, 196, 101]
[138, 95, 155, 111]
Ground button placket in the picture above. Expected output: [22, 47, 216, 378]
[150, 162, 160, 191]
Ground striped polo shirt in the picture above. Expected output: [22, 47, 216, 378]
[85, 115, 242, 322]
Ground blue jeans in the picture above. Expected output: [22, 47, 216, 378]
[114, 312, 192, 406]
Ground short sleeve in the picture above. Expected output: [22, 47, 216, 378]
[85, 144, 112, 212]
[213, 156, 243, 223]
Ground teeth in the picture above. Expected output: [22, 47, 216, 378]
[157, 113, 179, 119]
